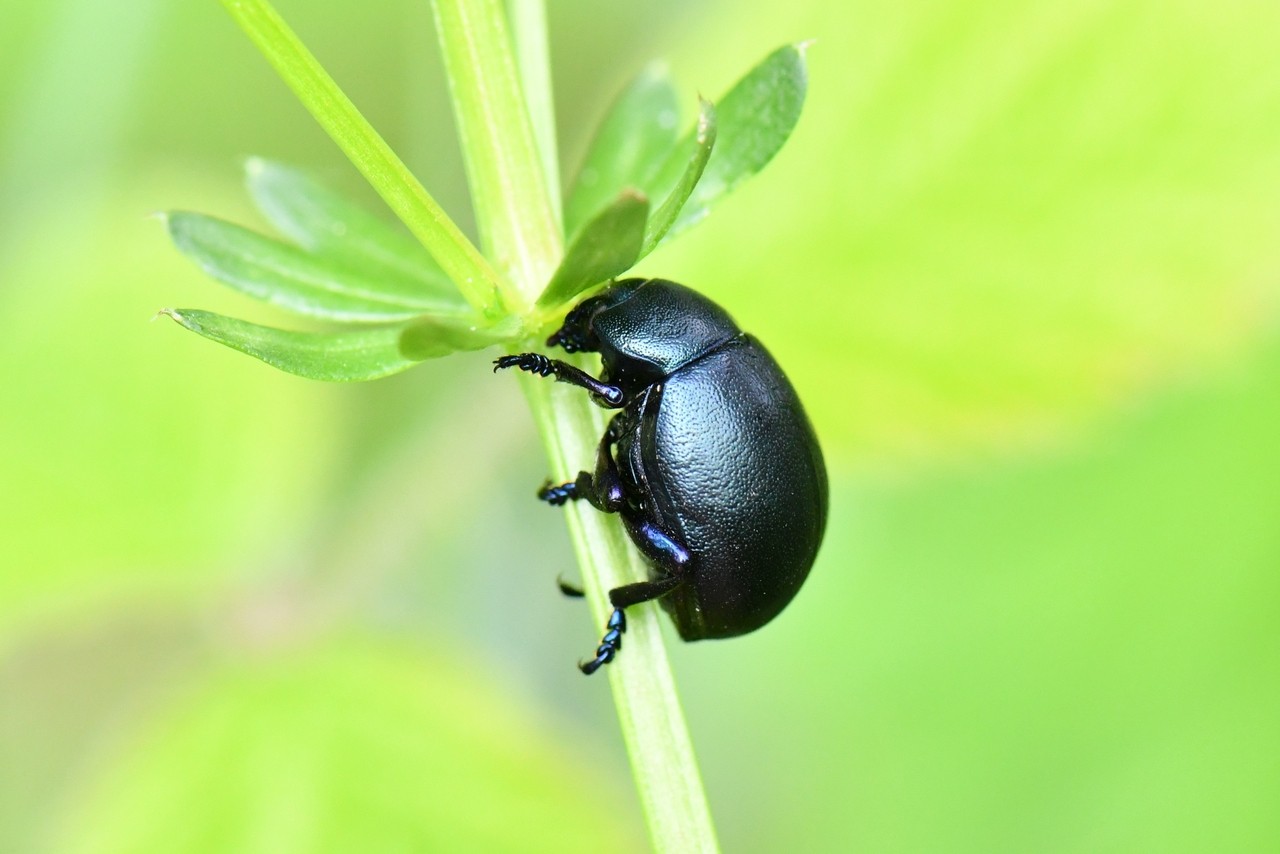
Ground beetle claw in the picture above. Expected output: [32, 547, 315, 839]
[578, 643, 614, 675]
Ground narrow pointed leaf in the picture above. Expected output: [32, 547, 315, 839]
[245, 158, 466, 307]
[220, 0, 504, 313]
[640, 99, 717, 257]
[565, 64, 680, 239]
[167, 212, 466, 322]
[661, 43, 808, 241]
[537, 190, 648, 310]
[160, 309, 423, 381]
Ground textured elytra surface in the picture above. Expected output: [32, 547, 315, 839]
[637, 338, 828, 639]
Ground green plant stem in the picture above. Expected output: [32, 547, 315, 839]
[435, 1, 720, 850]
[220, 0, 505, 314]
[431, 0, 561, 306]
[524, 381, 719, 853]
[504, 0, 562, 223]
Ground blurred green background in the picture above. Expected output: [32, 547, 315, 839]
[2, 0, 1278, 851]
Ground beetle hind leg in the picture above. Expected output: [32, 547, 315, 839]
[578, 575, 684, 676]
[579, 608, 627, 675]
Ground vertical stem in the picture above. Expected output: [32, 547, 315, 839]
[524, 381, 720, 853]
[504, 0, 562, 224]
[431, 0, 560, 305]
[436, 1, 720, 850]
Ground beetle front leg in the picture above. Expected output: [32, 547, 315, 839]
[493, 353, 624, 407]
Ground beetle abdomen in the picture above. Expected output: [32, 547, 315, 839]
[645, 336, 828, 640]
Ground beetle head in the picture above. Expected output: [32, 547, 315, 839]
[545, 279, 647, 353]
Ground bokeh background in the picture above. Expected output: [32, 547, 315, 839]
[2, 0, 1278, 851]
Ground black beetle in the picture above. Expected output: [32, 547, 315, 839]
[495, 278, 827, 674]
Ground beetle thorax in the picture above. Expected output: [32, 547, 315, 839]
[592, 279, 741, 378]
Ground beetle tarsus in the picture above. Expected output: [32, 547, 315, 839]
[578, 607, 627, 675]
[493, 352, 554, 376]
[607, 607, 626, 634]
[578, 652, 609, 675]
[538, 480, 578, 505]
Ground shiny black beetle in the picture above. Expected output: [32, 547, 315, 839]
[495, 278, 827, 674]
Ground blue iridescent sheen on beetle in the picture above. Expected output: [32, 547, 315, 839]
[495, 278, 827, 674]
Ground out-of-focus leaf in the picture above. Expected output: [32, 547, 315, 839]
[167, 213, 463, 322]
[0, 177, 338, 645]
[656, 0, 1280, 460]
[564, 64, 679, 239]
[537, 190, 648, 310]
[161, 309, 423, 381]
[640, 99, 716, 257]
[53, 639, 636, 854]
[244, 158, 466, 307]
[655, 43, 807, 240]
[681, 338, 1280, 853]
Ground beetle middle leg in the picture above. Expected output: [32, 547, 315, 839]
[537, 413, 627, 513]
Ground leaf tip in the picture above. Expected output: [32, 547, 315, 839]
[155, 307, 185, 326]
[695, 99, 717, 144]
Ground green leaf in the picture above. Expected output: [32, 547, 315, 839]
[53, 640, 634, 853]
[219, 0, 505, 313]
[244, 158, 467, 308]
[536, 190, 648, 310]
[565, 64, 680, 239]
[640, 99, 717, 257]
[661, 43, 808, 240]
[399, 314, 519, 359]
[160, 309, 421, 381]
[0, 203, 336, 641]
[167, 212, 463, 323]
